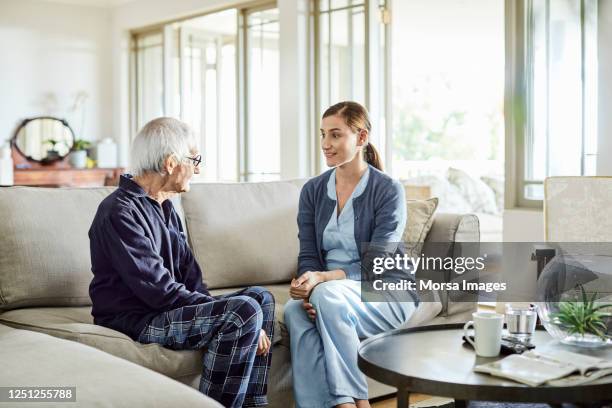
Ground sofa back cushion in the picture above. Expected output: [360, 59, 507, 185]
[181, 181, 301, 289]
[0, 186, 114, 310]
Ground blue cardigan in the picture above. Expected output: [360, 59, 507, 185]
[297, 165, 414, 289]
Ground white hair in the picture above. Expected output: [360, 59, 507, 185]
[129, 117, 197, 177]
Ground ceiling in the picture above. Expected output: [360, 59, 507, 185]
[34, 0, 136, 8]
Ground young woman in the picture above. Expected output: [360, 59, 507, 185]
[284, 101, 419, 408]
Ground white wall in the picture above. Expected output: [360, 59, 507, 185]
[503, 208, 544, 242]
[278, 0, 311, 179]
[0, 0, 112, 145]
[112, 0, 241, 29]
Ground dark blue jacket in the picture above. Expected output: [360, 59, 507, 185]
[297, 165, 417, 303]
[89, 175, 212, 340]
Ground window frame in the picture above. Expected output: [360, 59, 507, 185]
[131, 28, 165, 138]
[240, 2, 281, 181]
[509, 0, 598, 209]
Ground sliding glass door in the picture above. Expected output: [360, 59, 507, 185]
[132, 4, 280, 182]
[179, 9, 238, 181]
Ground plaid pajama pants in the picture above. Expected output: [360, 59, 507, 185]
[137, 286, 275, 408]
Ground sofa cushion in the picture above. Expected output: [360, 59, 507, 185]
[0, 306, 204, 379]
[424, 213, 480, 244]
[0, 186, 114, 310]
[0, 323, 222, 407]
[403, 197, 439, 257]
[422, 213, 480, 315]
[181, 181, 300, 289]
[0, 283, 292, 379]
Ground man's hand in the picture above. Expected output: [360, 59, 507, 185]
[256, 329, 271, 356]
[302, 300, 316, 321]
[289, 271, 322, 300]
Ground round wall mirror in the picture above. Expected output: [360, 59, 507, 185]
[12, 117, 75, 163]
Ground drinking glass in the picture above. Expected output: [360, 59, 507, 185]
[505, 304, 538, 341]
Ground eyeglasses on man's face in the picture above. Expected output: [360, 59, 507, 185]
[185, 154, 202, 168]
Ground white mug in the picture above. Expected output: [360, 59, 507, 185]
[463, 312, 504, 357]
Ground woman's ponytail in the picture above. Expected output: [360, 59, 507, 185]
[365, 143, 383, 171]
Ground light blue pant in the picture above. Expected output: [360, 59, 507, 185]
[284, 279, 416, 408]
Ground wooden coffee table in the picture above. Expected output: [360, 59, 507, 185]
[358, 324, 612, 408]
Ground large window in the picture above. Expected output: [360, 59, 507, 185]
[132, 4, 279, 182]
[520, 0, 598, 202]
[390, 0, 505, 181]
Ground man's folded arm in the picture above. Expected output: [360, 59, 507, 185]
[102, 210, 212, 310]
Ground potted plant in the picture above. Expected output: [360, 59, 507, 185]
[69, 139, 91, 169]
[43, 139, 66, 161]
[549, 285, 612, 347]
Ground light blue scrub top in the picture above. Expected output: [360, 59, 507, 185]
[322, 167, 370, 281]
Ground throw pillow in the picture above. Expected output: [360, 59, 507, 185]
[481, 175, 504, 213]
[447, 167, 498, 214]
[402, 175, 472, 213]
[402, 196, 439, 258]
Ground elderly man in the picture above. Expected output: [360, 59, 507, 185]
[89, 117, 274, 408]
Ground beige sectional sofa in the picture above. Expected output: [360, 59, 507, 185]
[0, 180, 479, 407]
[0, 324, 222, 407]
